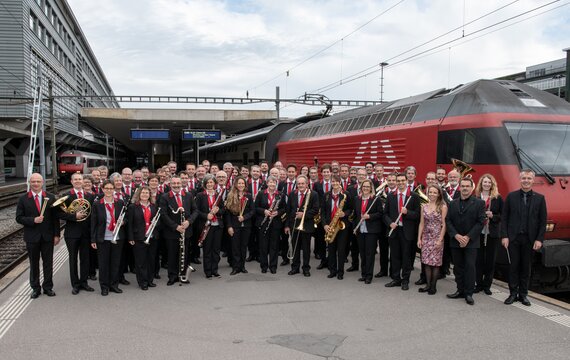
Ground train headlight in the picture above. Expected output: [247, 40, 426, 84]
[545, 223, 555, 232]
[61, 171, 66, 174]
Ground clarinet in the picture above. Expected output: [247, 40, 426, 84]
[197, 187, 226, 247]
[261, 193, 281, 235]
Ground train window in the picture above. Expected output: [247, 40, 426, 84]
[407, 105, 419, 121]
[381, 110, 393, 126]
[60, 157, 81, 165]
[389, 108, 402, 125]
[309, 127, 318, 137]
[437, 127, 516, 165]
[369, 113, 381, 128]
[362, 114, 374, 129]
[354, 116, 366, 131]
[397, 107, 411, 123]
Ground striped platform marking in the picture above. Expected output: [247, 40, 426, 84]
[0, 246, 69, 340]
[488, 289, 570, 328]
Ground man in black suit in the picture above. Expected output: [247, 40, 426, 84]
[384, 173, 420, 290]
[16, 173, 61, 299]
[501, 169, 547, 306]
[159, 175, 198, 286]
[246, 165, 265, 262]
[59, 173, 95, 295]
[278, 164, 297, 265]
[446, 177, 486, 305]
[441, 169, 461, 278]
[285, 175, 319, 277]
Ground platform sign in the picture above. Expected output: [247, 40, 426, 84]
[130, 129, 170, 140]
[182, 130, 221, 141]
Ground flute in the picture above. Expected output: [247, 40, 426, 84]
[388, 196, 412, 237]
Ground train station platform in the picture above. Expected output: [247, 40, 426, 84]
[0, 245, 569, 359]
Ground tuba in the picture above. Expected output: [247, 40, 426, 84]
[451, 158, 475, 178]
[52, 195, 91, 222]
[414, 185, 430, 205]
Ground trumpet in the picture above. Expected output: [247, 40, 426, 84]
[144, 211, 161, 245]
[111, 205, 126, 244]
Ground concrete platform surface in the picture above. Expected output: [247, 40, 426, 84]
[0, 245, 569, 360]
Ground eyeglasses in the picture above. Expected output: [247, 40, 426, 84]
[103, 187, 114, 190]
[361, 186, 371, 188]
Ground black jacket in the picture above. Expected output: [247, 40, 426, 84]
[58, 189, 94, 239]
[322, 191, 353, 227]
[383, 191, 420, 240]
[286, 189, 320, 233]
[158, 191, 198, 239]
[91, 198, 126, 243]
[195, 191, 226, 228]
[16, 191, 61, 243]
[127, 202, 159, 242]
[225, 193, 256, 229]
[353, 195, 383, 234]
[446, 196, 486, 248]
[479, 195, 503, 238]
[500, 190, 547, 242]
[254, 190, 286, 229]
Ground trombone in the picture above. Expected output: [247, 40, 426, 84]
[287, 190, 311, 260]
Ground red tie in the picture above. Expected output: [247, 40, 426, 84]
[254, 181, 258, 197]
[448, 187, 453, 196]
[35, 195, 41, 213]
[77, 191, 83, 199]
[325, 182, 329, 193]
[288, 182, 292, 195]
[399, 193, 404, 213]
[126, 186, 130, 196]
[176, 193, 182, 208]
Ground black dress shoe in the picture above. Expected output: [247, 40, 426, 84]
[303, 271, 311, 277]
[337, 274, 344, 280]
[447, 291, 465, 299]
[327, 273, 337, 278]
[415, 278, 427, 285]
[44, 289, 56, 297]
[428, 288, 437, 295]
[418, 286, 430, 293]
[401, 283, 409, 291]
[167, 279, 176, 286]
[261, 269, 267, 274]
[80, 284, 95, 292]
[519, 296, 531, 306]
[230, 270, 239, 275]
[288, 270, 299, 275]
[213, 273, 221, 278]
[148, 282, 157, 287]
[72, 287, 80, 295]
[316, 262, 327, 270]
[119, 278, 130, 286]
[346, 266, 358, 272]
[465, 295, 474, 305]
[374, 272, 387, 278]
[504, 294, 517, 305]
[101, 288, 109, 296]
[206, 275, 212, 279]
[109, 286, 122, 294]
[241, 269, 248, 274]
[364, 279, 372, 284]
[141, 285, 148, 291]
[474, 286, 482, 294]
[280, 259, 290, 266]
[385, 280, 401, 288]
[31, 290, 41, 299]
[270, 269, 276, 274]
[358, 277, 365, 282]
[483, 288, 492, 295]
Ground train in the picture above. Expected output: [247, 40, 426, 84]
[58, 150, 111, 180]
[201, 79, 570, 293]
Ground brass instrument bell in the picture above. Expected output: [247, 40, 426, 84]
[52, 195, 91, 222]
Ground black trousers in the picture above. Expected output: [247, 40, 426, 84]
[64, 236, 90, 288]
[314, 224, 327, 262]
[259, 226, 280, 272]
[389, 227, 412, 282]
[232, 226, 251, 271]
[166, 236, 190, 281]
[441, 233, 452, 274]
[508, 234, 533, 297]
[358, 232, 377, 280]
[476, 234, 499, 290]
[133, 239, 157, 287]
[88, 245, 98, 277]
[291, 231, 311, 272]
[377, 233, 389, 275]
[451, 247, 477, 296]
[327, 229, 348, 275]
[190, 224, 200, 260]
[279, 231, 289, 260]
[120, 240, 135, 276]
[203, 226, 222, 276]
[97, 240, 124, 290]
[26, 238, 54, 292]
[247, 226, 259, 259]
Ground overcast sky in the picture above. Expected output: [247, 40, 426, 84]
[67, 0, 569, 117]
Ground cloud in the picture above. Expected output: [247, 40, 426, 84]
[67, 0, 569, 117]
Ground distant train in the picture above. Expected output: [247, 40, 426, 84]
[58, 150, 110, 180]
[275, 79, 570, 293]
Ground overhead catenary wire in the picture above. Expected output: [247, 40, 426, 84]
[310, 0, 564, 95]
[246, 0, 407, 94]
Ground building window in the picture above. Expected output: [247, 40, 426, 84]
[29, 13, 36, 31]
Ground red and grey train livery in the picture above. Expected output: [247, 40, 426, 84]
[276, 79, 570, 293]
[58, 150, 109, 180]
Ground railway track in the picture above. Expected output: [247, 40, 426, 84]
[0, 228, 26, 279]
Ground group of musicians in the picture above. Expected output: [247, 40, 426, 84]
[16, 159, 546, 306]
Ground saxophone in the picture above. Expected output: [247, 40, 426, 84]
[324, 193, 347, 244]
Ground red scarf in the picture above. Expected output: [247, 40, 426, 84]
[105, 202, 116, 231]
[141, 204, 151, 233]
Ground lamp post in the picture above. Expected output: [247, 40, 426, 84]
[380, 62, 388, 103]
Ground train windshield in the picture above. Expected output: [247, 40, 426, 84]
[505, 122, 570, 175]
[60, 156, 81, 165]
